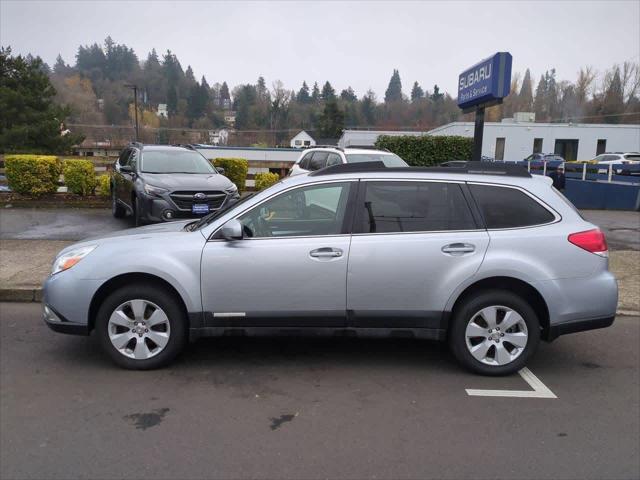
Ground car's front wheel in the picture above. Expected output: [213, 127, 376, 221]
[448, 290, 540, 376]
[111, 189, 126, 218]
[96, 284, 187, 369]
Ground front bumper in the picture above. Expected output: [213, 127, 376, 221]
[43, 304, 89, 335]
[137, 191, 238, 223]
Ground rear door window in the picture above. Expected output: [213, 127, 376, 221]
[469, 184, 556, 229]
[356, 181, 477, 233]
[327, 153, 342, 166]
[299, 152, 313, 170]
[309, 151, 329, 171]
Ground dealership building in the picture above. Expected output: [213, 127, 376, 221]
[339, 115, 640, 161]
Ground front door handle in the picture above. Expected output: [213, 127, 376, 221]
[310, 247, 343, 258]
[441, 243, 475, 255]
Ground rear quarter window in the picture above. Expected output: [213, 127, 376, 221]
[469, 184, 556, 229]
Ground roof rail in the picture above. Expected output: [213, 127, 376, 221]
[344, 145, 390, 152]
[307, 145, 344, 151]
[310, 160, 531, 178]
[171, 143, 197, 150]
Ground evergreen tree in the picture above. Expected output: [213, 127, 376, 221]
[185, 65, 195, 83]
[519, 69, 533, 111]
[321, 81, 336, 101]
[384, 69, 402, 103]
[311, 82, 320, 102]
[297, 81, 310, 103]
[602, 67, 625, 123]
[318, 100, 344, 138]
[361, 89, 377, 125]
[219, 81, 230, 108]
[167, 85, 178, 116]
[0, 47, 83, 153]
[53, 54, 70, 75]
[340, 87, 357, 102]
[430, 84, 443, 101]
[533, 74, 547, 120]
[410, 81, 424, 102]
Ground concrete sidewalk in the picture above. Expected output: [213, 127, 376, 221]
[1, 238, 638, 315]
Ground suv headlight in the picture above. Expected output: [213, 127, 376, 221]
[144, 184, 168, 197]
[52, 245, 97, 275]
[225, 184, 238, 194]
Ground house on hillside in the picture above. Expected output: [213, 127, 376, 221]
[290, 130, 316, 148]
[157, 104, 168, 118]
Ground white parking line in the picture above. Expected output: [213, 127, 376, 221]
[465, 367, 557, 398]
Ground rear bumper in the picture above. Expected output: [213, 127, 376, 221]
[546, 315, 615, 341]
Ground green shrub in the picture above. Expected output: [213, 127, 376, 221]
[213, 157, 249, 191]
[4, 154, 62, 196]
[375, 135, 473, 166]
[96, 173, 112, 197]
[63, 159, 97, 196]
[254, 172, 280, 191]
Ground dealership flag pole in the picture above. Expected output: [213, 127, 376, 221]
[472, 106, 485, 162]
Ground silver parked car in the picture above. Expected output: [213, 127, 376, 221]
[43, 161, 618, 375]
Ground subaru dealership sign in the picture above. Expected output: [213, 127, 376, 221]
[457, 52, 512, 111]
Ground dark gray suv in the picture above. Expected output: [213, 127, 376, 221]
[112, 144, 240, 225]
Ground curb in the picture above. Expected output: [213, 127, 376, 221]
[1, 288, 638, 318]
[0, 288, 42, 303]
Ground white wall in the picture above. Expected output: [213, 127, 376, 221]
[339, 130, 428, 148]
[427, 122, 640, 161]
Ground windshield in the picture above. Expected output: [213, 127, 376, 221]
[346, 153, 408, 167]
[190, 193, 256, 230]
[141, 150, 215, 174]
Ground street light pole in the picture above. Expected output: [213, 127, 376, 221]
[125, 84, 139, 142]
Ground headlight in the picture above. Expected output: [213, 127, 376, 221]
[144, 184, 168, 197]
[225, 184, 238, 194]
[52, 245, 97, 275]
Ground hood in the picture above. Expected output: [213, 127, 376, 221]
[57, 220, 196, 257]
[140, 173, 234, 191]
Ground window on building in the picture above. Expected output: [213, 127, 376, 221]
[495, 138, 506, 160]
[554, 139, 579, 161]
[304, 141, 311, 146]
[596, 139, 607, 156]
[533, 138, 543, 154]
[356, 182, 477, 234]
[295, 140, 302, 146]
[469, 185, 556, 229]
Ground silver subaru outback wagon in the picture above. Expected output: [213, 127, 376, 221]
[42, 161, 618, 375]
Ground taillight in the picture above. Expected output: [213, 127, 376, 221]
[568, 229, 608, 257]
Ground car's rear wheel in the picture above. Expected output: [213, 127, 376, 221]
[96, 284, 187, 370]
[449, 290, 540, 376]
[111, 189, 126, 218]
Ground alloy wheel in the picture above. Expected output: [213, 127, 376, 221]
[464, 305, 528, 366]
[107, 299, 171, 360]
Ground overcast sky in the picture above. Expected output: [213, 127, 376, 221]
[2, 0, 639, 98]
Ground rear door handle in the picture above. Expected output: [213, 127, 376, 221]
[310, 247, 343, 258]
[441, 243, 475, 255]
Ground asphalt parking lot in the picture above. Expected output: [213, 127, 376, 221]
[0, 302, 638, 480]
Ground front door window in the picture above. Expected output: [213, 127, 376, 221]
[237, 182, 352, 238]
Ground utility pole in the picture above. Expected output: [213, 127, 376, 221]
[125, 84, 139, 142]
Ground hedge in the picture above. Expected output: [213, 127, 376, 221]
[63, 159, 97, 196]
[374, 135, 473, 166]
[254, 172, 280, 191]
[96, 173, 112, 197]
[4, 155, 62, 196]
[213, 158, 249, 191]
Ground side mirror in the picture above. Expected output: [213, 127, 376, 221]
[216, 166, 225, 175]
[220, 219, 243, 240]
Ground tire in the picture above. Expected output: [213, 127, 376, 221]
[132, 196, 144, 226]
[95, 283, 187, 370]
[448, 290, 540, 376]
[111, 189, 126, 218]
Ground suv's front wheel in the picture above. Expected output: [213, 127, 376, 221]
[96, 284, 187, 369]
[449, 290, 540, 376]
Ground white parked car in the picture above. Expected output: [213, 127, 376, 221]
[289, 146, 408, 176]
[592, 153, 640, 174]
